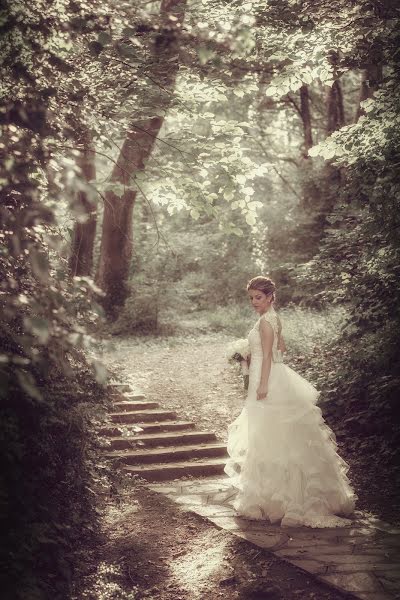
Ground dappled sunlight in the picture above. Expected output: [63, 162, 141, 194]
[168, 529, 232, 599]
[76, 562, 138, 600]
[103, 501, 141, 540]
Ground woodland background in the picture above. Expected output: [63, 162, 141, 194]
[1, 0, 399, 598]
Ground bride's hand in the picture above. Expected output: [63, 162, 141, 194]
[256, 385, 268, 401]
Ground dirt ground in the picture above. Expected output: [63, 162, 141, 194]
[75, 485, 356, 600]
[73, 332, 367, 600]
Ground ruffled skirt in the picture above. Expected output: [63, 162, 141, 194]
[224, 360, 357, 528]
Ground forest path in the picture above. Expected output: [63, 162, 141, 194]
[98, 332, 400, 600]
[94, 332, 352, 600]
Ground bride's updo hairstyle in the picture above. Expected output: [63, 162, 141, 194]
[247, 276, 276, 303]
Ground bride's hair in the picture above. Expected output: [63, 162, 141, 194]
[247, 276, 276, 302]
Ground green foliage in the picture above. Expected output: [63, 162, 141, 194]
[285, 3, 400, 459]
[110, 194, 262, 334]
[199, 304, 255, 337]
[0, 367, 107, 600]
[0, 0, 111, 597]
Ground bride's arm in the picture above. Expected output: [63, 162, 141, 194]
[257, 319, 274, 400]
[278, 336, 287, 352]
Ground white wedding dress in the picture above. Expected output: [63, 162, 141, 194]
[224, 307, 357, 528]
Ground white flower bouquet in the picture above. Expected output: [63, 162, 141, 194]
[226, 338, 250, 389]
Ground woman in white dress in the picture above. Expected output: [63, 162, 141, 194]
[225, 276, 357, 528]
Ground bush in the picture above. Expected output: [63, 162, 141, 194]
[0, 354, 108, 600]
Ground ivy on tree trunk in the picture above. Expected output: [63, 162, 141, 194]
[300, 84, 313, 157]
[69, 132, 97, 277]
[326, 80, 345, 135]
[355, 64, 383, 121]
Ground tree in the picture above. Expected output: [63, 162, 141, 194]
[69, 129, 97, 276]
[96, 0, 187, 318]
[299, 84, 314, 156]
[326, 80, 345, 134]
[355, 64, 383, 121]
[320, 78, 346, 218]
[0, 1, 120, 596]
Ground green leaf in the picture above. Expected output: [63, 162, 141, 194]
[24, 316, 49, 344]
[98, 32, 112, 47]
[308, 144, 322, 158]
[198, 47, 215, 65]
[245, 213, 256, 226]
[243, 186, 255, 196]
[232, 227, 244, 236]
[29, 248, 49, 283]
[118, 44, 137, 58]
[16, 370, 43, 402]
[235, 174, 247, 185]
[88, 41, 103, 56]
[265, 85, 277, 97]
[122, 27, 137, 37]
[224, 190, 235, 201]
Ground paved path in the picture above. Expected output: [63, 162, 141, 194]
[148, 477, 400, 600]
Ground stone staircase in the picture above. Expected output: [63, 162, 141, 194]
[101, 383, 228, 481]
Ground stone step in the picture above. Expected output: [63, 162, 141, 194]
[112, 401, 160, 412]
[111, 409, 177, 424]
[98, 421, 197, 437]
[105, 443, 227, 464]
[108, 383, 132, 393]
[125, 391, 146, 399]
[111, 391, 146, 401]
[123, 458, 227, 481]
[107, 430, 218, 450]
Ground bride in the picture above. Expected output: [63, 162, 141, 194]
[224, 276, 357, 528]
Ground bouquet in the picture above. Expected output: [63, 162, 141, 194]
[226, 338, 250, 390]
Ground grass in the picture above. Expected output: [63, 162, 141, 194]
[198, 304, 255, 337]
[188, 303, 348, 351]
[279, 305, 348, 356]
[104, 302, 348, 362]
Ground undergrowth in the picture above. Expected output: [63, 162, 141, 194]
[0, 358, 110, 600]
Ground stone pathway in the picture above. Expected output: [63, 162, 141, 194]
[147, 477, 400, 600]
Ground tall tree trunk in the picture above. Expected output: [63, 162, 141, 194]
[69, 132, 97, 277]
[96, 0, 186, 319]
[355, 64, 383, 121]
[326, 79, 345, 135]
[297, 85, 320, 211]
[300, 84, 313, 157]
[323, 78, 345, 216]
